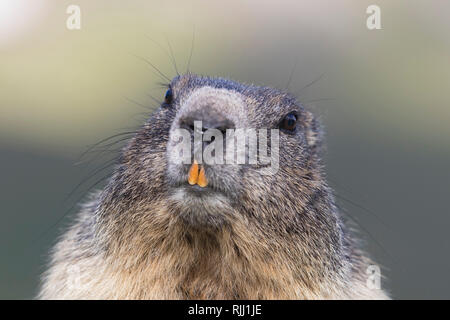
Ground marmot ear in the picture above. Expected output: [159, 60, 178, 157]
[304, 110, 324, 155]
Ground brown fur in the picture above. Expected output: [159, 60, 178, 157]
[39, 74, 389, 299]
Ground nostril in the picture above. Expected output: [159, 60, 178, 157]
[216, 126, 228, 136]
[179, 119, 196, 133]
[179, 110, 235, 135]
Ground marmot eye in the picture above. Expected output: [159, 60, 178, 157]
[280, 113, 297, 132]
[164, 88, 173, 104]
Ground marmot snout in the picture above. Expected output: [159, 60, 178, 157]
[39, 74, 389, 299]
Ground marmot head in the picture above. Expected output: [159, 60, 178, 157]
[98, 73, 347, 278]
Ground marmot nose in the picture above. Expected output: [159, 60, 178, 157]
[179, 109, 235, 135]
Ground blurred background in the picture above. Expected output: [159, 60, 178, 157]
[1, 0, 449, 299]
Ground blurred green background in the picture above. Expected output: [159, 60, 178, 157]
[1, 0, 449, 299]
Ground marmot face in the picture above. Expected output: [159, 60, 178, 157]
[101, 73, 343, 261]
[162, 74, 324, 229]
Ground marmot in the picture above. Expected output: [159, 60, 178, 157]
[39, 73, 388, 299]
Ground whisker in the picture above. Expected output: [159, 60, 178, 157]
[76, 131, 137, 164]
[145, 35, 178, 77]
[336, 202, 397, 265]
[124, 96, 153, 111]
[165, 35, 180, 76]
[75, 137, 131, 165]
[334, 193, 390, 230]
[145, 35, 171, 56]
[66, 157, 120, 201]
[295, 73, 325, 97]
[285, 57, 299, 91]
[30, 173, 113, 246]
[131, 53, 171, 83]
[186, 25, 196, 73]
[145, 93, 163, 106]
[148, 82, 171, 91]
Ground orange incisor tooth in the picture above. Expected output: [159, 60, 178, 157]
[188, 161, 199, 185]
[197, 166, 208, 188]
